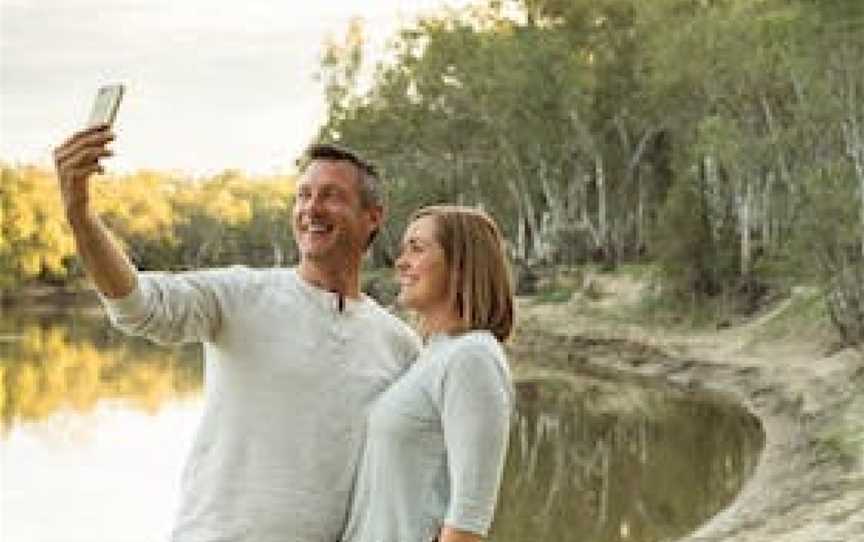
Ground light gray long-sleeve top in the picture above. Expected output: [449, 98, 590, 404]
[341, 330, 514, 542]
[100, 267, 420, 542]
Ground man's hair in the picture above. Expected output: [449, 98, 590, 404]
[301, 143, 384, 209]
[410, 205, 515, 343]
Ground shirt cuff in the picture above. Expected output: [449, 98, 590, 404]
[98, 275, 148, 318]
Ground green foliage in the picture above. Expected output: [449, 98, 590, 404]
[315, 0, 864, 310]
[534, 284, 577, 304]
[755, 287, 826, 342]
[361, 268, 400, 306]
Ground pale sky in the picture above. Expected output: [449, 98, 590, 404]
[0, 0, 475, 176]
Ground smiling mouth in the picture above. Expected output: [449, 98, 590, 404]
[399, 276, 418, 287]
[304, 223, 333, 235]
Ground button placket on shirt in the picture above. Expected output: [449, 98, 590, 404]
[330, 294, 351, 363]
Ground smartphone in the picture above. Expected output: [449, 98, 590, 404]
[87, 84, 125, 127]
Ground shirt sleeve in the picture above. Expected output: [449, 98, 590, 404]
[440, 342, 514, 535]
[99, 267, 250, 345]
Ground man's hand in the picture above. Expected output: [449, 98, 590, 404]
[51, 124, 136, 298]
[53, 124, 114, 221]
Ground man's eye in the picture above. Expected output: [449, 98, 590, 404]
[325, 190, 344, 202]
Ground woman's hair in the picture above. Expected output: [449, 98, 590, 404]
[410, 205, 515, 343]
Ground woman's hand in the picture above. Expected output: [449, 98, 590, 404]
[437, 525, 481, 542]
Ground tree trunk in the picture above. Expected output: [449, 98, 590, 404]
[497, 135, 544, 262]
[595, 155, 608, 259]
[843, 115, 864, 257]
[637, 173, 644, 261]
[739, 181, 753, 278]
[763, 171, 775, 252]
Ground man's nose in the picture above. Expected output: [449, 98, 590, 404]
[301, 192, 324, 213]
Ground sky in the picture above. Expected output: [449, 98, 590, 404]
[0, 0, 474, 176]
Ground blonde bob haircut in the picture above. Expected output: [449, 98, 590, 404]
[409, 205, 515, 343]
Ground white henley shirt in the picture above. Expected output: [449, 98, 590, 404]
[100, 266, 420, 542]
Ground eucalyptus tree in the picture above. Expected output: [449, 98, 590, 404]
[785, 0, 864, 342]
[318, 0, 666, 267]
[314, 0, 864, 335]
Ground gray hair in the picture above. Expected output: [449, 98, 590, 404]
[301, 143, 384, 208]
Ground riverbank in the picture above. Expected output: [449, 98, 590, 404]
[513, 274, 864, 541]
[0, 284, 98, 308]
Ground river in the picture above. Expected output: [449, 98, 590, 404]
[0, 306, 764, 542]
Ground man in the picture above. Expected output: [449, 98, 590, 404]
[53, 124, 420, 542]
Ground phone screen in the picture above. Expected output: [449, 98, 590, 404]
[88, 84, 125, 127]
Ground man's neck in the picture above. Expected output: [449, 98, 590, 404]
[297, 260, 362, 299]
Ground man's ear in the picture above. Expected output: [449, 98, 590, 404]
[369, 205, 387, 229]
[365, 205, 385, 248]
[368, 205, 385, 231]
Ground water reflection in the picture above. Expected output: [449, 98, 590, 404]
[2, 398, 201, 542]
[0, 311, 202, 432]
[491, 373, 764, 542]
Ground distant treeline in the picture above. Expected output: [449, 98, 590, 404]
[0, 166, 296, 289]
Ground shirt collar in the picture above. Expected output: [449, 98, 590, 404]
[292, 268, 372, 315]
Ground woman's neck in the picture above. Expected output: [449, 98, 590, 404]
[419, 305, 462, 339]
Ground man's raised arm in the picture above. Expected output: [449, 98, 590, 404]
[53, 124, 136, 299]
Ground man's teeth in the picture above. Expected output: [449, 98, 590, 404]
[309, 224, 331, 233]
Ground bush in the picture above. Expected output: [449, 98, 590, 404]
[825, 263, 864, 346]
[362, 270, 400, 307]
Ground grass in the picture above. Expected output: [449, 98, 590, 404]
[534, 284, 578, 304]
[755, 286, 828, 342]
[816, 395, 864, 466]
[526, 264, 837, 345]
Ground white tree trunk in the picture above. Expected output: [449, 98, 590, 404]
[272, 241, 283, 267]
[704, 155, 721, 241]
[763, 171, 775, 252]
[843, 116, 864, 257]
[595, 155, 607, 253]
[516, 213, 527, 262]
[637, 175, 644, 258]
[740, 181, 753, 277]
[496, 134, 544, 262]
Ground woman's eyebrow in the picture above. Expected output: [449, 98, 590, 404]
[402, 236, 426, 248]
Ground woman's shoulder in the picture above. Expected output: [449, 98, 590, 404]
[440, 331, 510, 381]
[436, 331, 514, 404]
[447, 330, 504, 359]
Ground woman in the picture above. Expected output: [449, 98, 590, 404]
[342, 205, 515, 542]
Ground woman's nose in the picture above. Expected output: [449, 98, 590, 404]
[395, 254, 408, 271]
